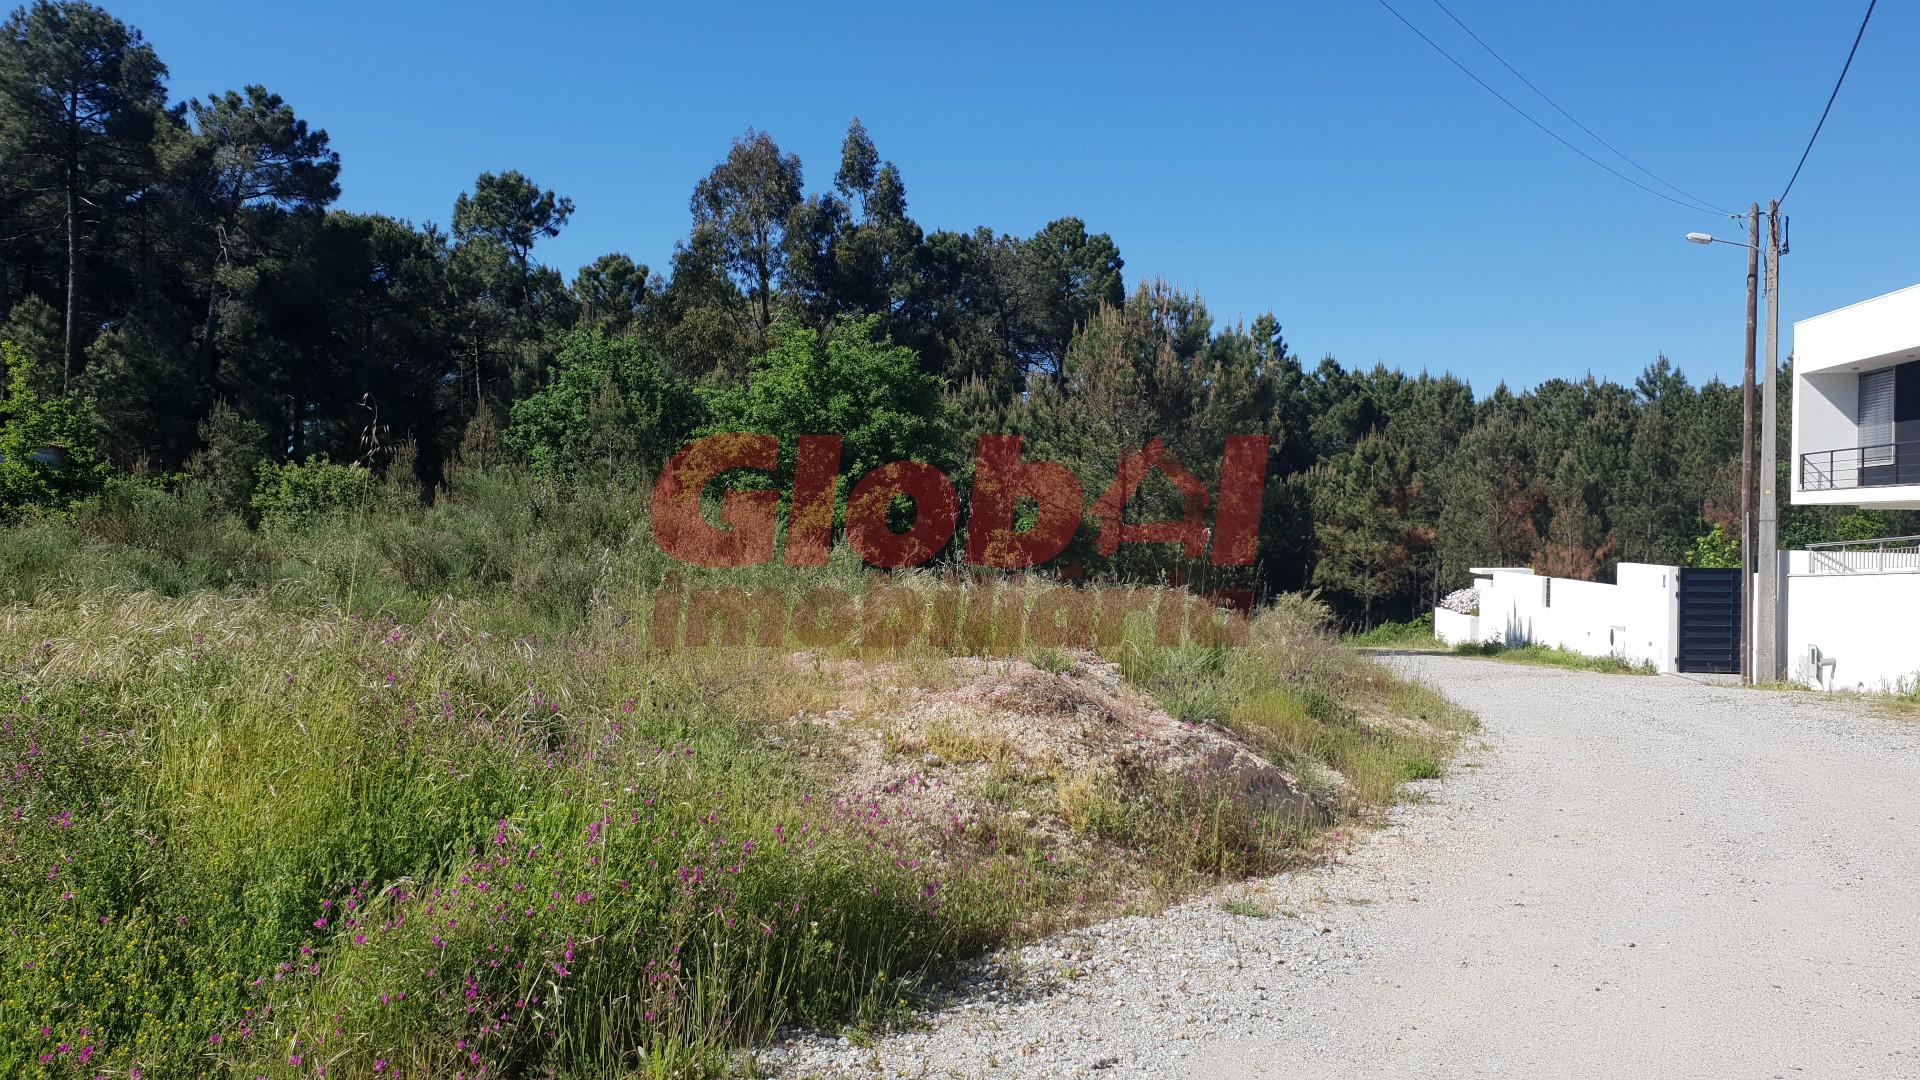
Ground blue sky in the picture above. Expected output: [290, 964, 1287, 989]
[109, 0, 1917, 394]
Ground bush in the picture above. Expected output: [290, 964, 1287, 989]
[0, 340, 109, 521]
[1684, 523, 1740, 568]
[1453, 640, 1654, 674]
[184, 400, 269, 516]
[72, 477, 274, 593]
[506, 329, 701, 478]
[1347, 612, 1443, 649]
[702, 316, 948, 480]
[251, 457, 376, 529]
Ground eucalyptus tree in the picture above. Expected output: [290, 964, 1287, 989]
[688, 128, 802, 345]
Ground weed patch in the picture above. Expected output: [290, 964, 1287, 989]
[1452, 641, 1655, 675]
[0, 585, 1474, 1077]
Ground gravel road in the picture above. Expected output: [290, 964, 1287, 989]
[767, 656, 1920, 1079]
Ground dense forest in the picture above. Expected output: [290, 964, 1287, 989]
[1, 0, 1908, 626]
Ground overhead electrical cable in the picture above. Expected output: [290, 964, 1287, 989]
[1777, 0, 1877, 207]
[1372, 0, 1728, 217]
[1426, 0, 1735, 216]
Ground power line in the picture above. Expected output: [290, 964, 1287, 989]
[1425, 0, 1735, 216]
[1372, 0, 1728, 217]
[1778, 0, 1877, 208]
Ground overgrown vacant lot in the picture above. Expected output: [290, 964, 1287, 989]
[0, 587, 1470, 1078]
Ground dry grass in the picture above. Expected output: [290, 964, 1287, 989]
[0, 583, 1475, 1078]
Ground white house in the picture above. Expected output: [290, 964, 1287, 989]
[1428, 287, 1919, 692]
[1782, 286, 1920, 692]
[1792, 282, 1920, 508]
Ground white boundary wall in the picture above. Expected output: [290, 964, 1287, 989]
[1434, 563, 1681, 674]
[1430, 555, 1919, 689]
[1784, 551, 1920, 692]
[1433, 606, 1479, 645]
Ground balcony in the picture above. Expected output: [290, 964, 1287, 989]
[1799, 439, 1920, 492]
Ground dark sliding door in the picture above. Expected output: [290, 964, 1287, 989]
[1860, 360, 1920, 487]
[1898, 360, 1920, 484]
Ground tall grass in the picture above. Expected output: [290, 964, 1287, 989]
[1344, 613, 1446, 651]
[0, 480, 1478, 1078]
[1451, 640, 1656, 675]
[0, 597, 1028, 1077]
[1117, 595, 1474, 809]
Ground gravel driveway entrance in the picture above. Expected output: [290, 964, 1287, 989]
[774, 657, 1920, 1079]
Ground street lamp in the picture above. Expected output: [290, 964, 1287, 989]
[1686, 231, 1754, 250]
[1685, 206, 1762, 683]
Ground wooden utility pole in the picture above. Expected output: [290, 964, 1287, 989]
[1756, 200, 1783, 682]
[1741, 204, 1760, 684]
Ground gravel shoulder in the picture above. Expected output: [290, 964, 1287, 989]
[766, 656, 1920, 1079]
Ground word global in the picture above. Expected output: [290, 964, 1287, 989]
[649, 433, 1273, 569]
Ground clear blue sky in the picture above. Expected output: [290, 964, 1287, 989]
[108, 0, 1917, 394]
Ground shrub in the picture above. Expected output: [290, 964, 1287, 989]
[1684, 523, 1740, 569]
[0, 339, 109, 521]
[184, 400, 269, 515]
[702, 316, 948, 480]
[251, 457, 376, 529]
[1347, 612, 1444, 649]
[506, 329, 701, 478]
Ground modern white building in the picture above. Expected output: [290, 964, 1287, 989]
[1792, 282, 1920, 509]
[1783, 285, 1920, 692]
[1429, 286, 1920, 691]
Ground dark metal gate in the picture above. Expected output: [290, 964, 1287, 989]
[1676, 568, 1742, 674]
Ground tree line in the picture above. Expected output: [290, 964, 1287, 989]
[2, 0, 1905, 626]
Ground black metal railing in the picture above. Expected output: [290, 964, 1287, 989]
[1799, 439, 1920, 491]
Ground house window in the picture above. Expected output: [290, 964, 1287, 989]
[1860, 368, 1895, 466]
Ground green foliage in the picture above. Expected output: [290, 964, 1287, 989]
[1119, 600, 1477, 808]
[571, 252, 651, 333]
[453, 169, 573, 261]
[1310, 435, 1430, 628]
[0, 602, 969, 1077]
[1684, 523, 1741, 568]
[0, 340, 109, 520]
[1453, 640, 1655, 675]
[184, 399, 268, 514]
[1346, 612, 1443, 649]
[1780, 506, 1899, 550]
[505, 328, 700, 477]
[0, 578, 1471, 1077]
[703, 316, 946, 478]
[687, 128, 803, 342]
[250, 455, 375, 529]
[1018, 217, 1125, 376]
[0, 0, 169, 384]
[1, 0, 1915, 633]
[1218, 897, 1269, 918]
[1829, 511, 1897, 543]
[0, 295, 61, 397]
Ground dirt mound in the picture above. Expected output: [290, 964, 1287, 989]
[778, 652, 1324, 866]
